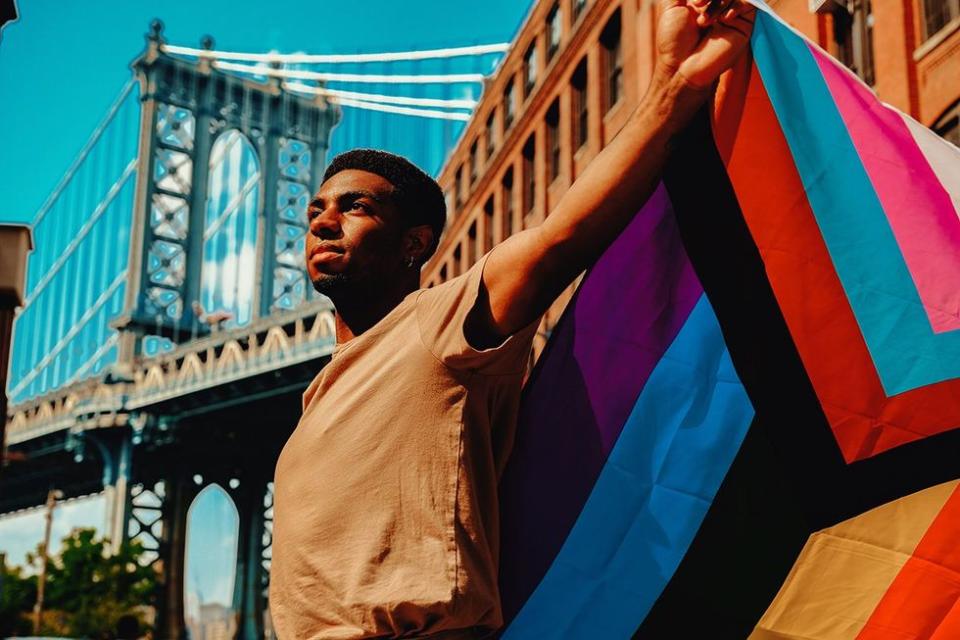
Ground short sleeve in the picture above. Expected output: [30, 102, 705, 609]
[416, 250, 538, 375]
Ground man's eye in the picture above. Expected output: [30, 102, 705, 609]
[349, 201, 369, 213]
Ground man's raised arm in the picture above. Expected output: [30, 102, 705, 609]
[468, 0, 756, 345]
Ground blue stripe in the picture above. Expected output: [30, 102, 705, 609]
[751, 11, 960, 395]
[503, 295, 754, 639]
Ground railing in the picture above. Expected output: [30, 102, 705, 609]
[5, 299, 336, 445]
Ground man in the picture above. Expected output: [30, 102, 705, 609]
[269, 1, 756, 637]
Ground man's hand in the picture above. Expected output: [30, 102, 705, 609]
[656, 0, 757, 92]
[470, 1, 756, 346]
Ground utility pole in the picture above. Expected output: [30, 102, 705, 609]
[32, 487, 62, 635]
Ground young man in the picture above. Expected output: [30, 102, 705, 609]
[269, 1, 756, 637]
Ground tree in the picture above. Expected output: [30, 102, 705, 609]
[0, 561, 37, 636]
[24, 527, 159, 637]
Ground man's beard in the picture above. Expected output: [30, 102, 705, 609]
[310, 272, 353, 298]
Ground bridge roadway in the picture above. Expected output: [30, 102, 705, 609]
[2, 298, 335, 639]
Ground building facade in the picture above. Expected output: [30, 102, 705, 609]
[422, 0, 960, 351]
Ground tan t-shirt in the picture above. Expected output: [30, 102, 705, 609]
[269, 252, 538, 639]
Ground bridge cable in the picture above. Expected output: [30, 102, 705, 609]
[161, 42, 509, 64]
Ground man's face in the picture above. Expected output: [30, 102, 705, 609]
[305, 169, 404, 297]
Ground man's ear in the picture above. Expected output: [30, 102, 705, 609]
[404, 225, 435, 264]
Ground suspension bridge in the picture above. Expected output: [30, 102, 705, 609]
[1, 19, 507, 639]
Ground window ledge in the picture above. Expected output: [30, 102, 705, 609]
[915, 17, 960, 62]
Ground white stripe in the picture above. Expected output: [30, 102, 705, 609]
[162, 42, 508, 64]
[901, 114, 960, 223]
[215, 61, 485, 84]
[283, 82, 477, 109]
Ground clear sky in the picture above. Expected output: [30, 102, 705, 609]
[0, 0, 531, 610]
[0, 0, 531, 224]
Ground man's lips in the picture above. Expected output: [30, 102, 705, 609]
[309, 245, 344, 264]
[310, 251, 342, 263]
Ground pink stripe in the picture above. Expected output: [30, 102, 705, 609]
[810, 44, 960, 334]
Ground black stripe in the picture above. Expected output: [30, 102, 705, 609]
[634, 106, 960, 637]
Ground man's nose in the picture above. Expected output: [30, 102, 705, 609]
[309, 207, 342, 237]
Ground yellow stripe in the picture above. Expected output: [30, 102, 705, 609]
[751, 480, 959, 640]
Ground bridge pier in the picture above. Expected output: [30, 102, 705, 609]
[232, 474, 270, 640]
[65, 426, 135, 553]
[155, 469, 198, 640]
[101, 429, 134, 553]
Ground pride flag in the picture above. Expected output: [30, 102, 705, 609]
[499, 3, 960, 638]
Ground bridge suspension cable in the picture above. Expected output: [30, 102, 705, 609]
[282, 82, 477, 109]
[161, 42, 509, 64]
[214, 60, 487, 85]
[32, 80, 137, 227]
[282, 84, 472, 121]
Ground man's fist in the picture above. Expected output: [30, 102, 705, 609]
[656, 0, 756, 91]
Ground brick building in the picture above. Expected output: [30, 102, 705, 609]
[422, 0, 960, 349]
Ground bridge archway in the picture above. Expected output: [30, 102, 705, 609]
[183, 481, 240, 638]
[200, 129, 261, 329]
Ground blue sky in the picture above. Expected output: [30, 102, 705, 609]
[0, 0, 531, 224]
[0, 0, 531, 609]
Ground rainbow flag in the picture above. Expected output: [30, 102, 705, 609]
[499, 3, 960, 638]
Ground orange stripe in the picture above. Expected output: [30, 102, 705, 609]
[715, 61, 960, 463]
[856, 484, 960, 639]
[751, 481, 958, 639]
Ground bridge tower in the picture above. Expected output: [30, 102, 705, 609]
[74, 20, 340, 639]
[114, 19, 339, 357]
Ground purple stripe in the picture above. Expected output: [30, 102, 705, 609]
[498, 184, 703, 623]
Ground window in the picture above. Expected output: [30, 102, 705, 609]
[546, 99, 561, 183]
[935, 101, 960, 146]
[484, 196, 495, 251]
[923, 0, 960, 40]
[601, 10, 623, 112]
[454, 165, 464, 210]
[522, 134, 536, 218]
[503, 80, 516, 130]
[524, 43, 538, 97]
[833, 0, 875, 86]
[573, 0, 587, 21]
[469, 140, 478, 183]
[486, 111, 497, 158]
[547, 4, 562, 62]
[444, 189, 454, 218]
[502, 169, 515, 239]
[468, 221, 477, 266]
[571, 57, 588, 150]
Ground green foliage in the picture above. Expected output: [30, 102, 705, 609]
[4, 527, 158, 638]
[0, 562, 37, 636]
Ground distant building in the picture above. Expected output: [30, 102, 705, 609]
[189, 602, 235, 640]
[424, 0, 960, 351]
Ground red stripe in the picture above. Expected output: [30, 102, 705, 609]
[857, 484, 960, 638]
[713, 58, 960, 462]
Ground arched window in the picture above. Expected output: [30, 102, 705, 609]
[184, 483, 240, 640]
[200, 130, 261, 328]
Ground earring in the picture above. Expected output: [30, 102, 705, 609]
[406, 256, 415, 268]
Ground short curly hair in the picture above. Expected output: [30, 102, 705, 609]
[322, 149, 446, 259]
